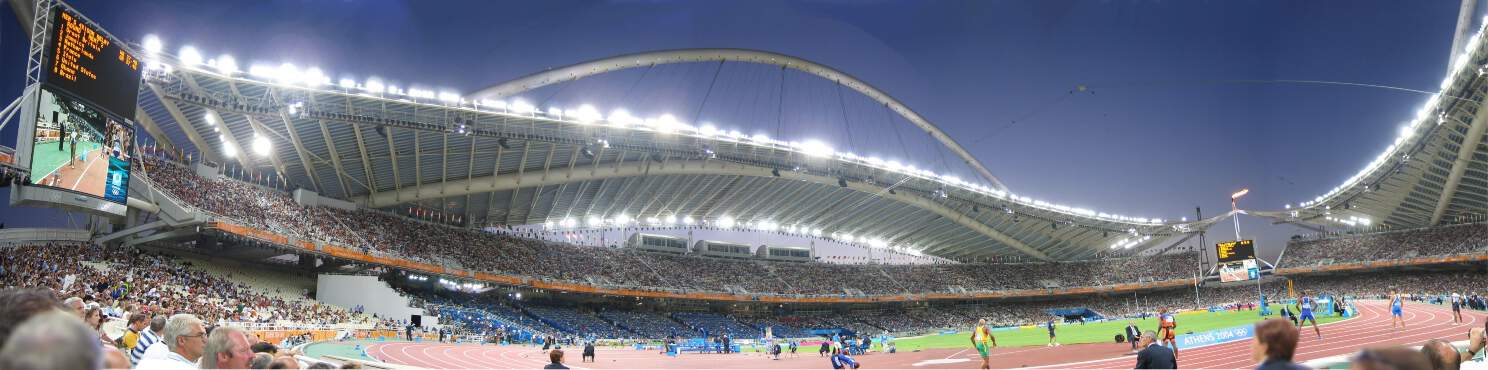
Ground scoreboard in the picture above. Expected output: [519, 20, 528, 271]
[1216, 240, 1255, 263]
[42, 5, 142, 119]
[15, 2, 139, 210]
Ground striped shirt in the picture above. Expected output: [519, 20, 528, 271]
[130, 328, 159, 364]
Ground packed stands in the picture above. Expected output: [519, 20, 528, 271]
[1283, 222, 1488, 267]
[139, 156, 1202, 298]
[0, 242, 387, 328]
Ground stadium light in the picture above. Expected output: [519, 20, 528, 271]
[607, 109, 636, 128]
[142, 34, 163, 54]
[364, 78, 385, 94]
[798, 139, 833, 158]
[179, 46, 203, 66]
[698, 123, 718, 137]
[654, 114, 683, 133]
[664, 215, 677, 225]
[586, 215, 603, 227]
[439, 91, 462, 104]
[215, 54, 238, 75]
[682, 216, 695, 225]
[275, 63, 301, 85]
[561, 217, 577, 228]
[572, 105, 601, 124]
[251, 134, 272, 157]
[303, 67, 327, 87]
[223, 143, 237, 158]
[338, 78, 356, 89]
[716, 216, 736, 228]
[510, 99, 535, 115]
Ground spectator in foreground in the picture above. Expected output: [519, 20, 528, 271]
[0, 288, 64, 350]
[249, 352, 274, 369]
[0, 311, 102, 370]
[545, 348, 569, 369]
[1135, 329, 1176, 369]
[1422, 328, 1485, 370]
[202, 326, 255, 369]
[1252, 318, 1305, 370]
[136, 314, 208, 370]
[1351, 347, 1431, 370]
[134, 315, 168, 363]
[268, 356, 300, 369]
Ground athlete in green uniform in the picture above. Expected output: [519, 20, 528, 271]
[970, 318, 997, 369]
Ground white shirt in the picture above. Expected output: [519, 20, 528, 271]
[141, 341, 171, 361]
[133, 350, 197, 370]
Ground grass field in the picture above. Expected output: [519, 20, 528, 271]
[28, 139, 101, 183]
[890, 309, 1347, 351]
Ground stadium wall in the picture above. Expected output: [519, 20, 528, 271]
[315, 274, 426, 323]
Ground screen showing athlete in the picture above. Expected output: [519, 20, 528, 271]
[1296, 293, 1322, 339]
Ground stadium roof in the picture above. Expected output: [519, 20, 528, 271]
[128, 44, 1227, 262]
[1255, 17, 1488, 231]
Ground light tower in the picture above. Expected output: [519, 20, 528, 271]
[1230, 188, 1249, 240]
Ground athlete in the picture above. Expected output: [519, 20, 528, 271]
[1452, 293, 1464, 323]
[1158, 308, 1178, 357]
[1390, 291, 1405, 330]
[969, 318, 997, 370]
[830, 348, 860, 369]
[1046, 317, 1059, 347]
[1296, 294, 1321, 339]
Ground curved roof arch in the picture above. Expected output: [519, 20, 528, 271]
[470, 48, 1009, 191]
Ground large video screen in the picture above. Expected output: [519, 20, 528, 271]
[41, 6, 142, 119]
[1215, 239, 1256, 263]
[29, 87, 133, 204]
[1218, 259, 1258, 283]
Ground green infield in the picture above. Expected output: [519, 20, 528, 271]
[890, 310, 1347, 351]
[28, 139, 101, 183]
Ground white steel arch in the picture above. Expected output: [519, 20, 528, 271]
[470, 48, 1009, 191]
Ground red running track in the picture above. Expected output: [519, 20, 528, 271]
[365, 301, 1479, 369]
[1039, 300, 1481, 369]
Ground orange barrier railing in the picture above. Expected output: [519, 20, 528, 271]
[206, 221, 1195, 303]
[1274, 254, 1488, 275]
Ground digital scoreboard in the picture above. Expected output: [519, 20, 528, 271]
[42, 5, 142, 119]
[15, 3, 139, 209]
[1216, 239, 1255, 263]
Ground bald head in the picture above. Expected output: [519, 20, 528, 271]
[1422, 339, 1461, 370]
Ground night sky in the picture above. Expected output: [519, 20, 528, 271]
[0, 0, 1472, 263]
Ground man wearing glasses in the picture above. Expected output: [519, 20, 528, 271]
[136, 314, 206, 370]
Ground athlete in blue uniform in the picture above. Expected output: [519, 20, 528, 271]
[830, 349, 860, 369]
[1390, 291, 1405, 330]
[1296, 294, 1321, 339]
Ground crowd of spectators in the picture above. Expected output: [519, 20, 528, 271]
[1284, 222, 1488, 267]
[142, 156, 1205, 298]
[0, 241, 382, 369]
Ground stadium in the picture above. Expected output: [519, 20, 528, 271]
[0, 1, 1486, 369]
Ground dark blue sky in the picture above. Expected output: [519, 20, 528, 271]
[0, 0, 1470, 261]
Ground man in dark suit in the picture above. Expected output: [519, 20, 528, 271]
[1135, 330, 1177, 369]
[1125, 322, 1141, 351]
